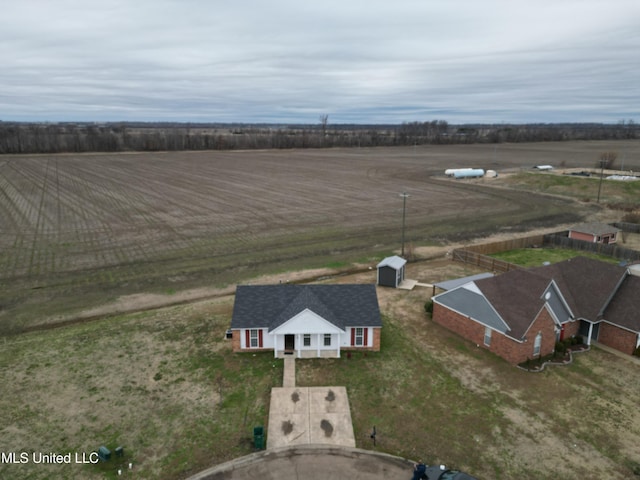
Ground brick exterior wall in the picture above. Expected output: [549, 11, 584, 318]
[343, 327, 381, 352]
[568, 231, 596, 242]
[432, 303, 558, 365]
[372, 327, 381, 351]
[232, 330, 241, 352]
[561, 320, 580, 340]
[598, 323, 637, 355]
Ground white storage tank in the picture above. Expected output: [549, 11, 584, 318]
[485, 170, 498, 178]
[453, 168, 485, 179]
[444, 168, 473, 176]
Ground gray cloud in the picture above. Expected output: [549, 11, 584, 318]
[1, 0, 639, 123]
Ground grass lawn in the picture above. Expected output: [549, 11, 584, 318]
[488, 247, 621, 267]
[1, 270, 639, 479]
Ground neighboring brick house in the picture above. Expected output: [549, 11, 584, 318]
[230, 284, 382, 358]
[568, 222, 621, 244]
[432, 257, 640, 364]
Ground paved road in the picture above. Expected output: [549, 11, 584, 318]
[186, 445, 415, 480]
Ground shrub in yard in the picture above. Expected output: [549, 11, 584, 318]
[424, 300, 433, 315]
[575, 335, 584, 345]
[555, 341, 567, 355]
[633, 346, 640, 357]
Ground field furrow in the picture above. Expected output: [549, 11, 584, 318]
[0, 141, 637, 324]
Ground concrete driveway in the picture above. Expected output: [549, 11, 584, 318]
[186, 444, 415, 480]
[267, 386, 356, 449]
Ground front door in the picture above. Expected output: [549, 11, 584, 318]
[284, 334, 295, 351]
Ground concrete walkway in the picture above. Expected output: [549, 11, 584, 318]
[283, 356, 296, 387]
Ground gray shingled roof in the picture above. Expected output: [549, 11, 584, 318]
[570, 222, 621, 235]
[231, 284, 382, 330]
[434, 285, 508, 334]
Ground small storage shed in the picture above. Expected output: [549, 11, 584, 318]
[568, 222, 621, 244]
[376, 256, 407, 288]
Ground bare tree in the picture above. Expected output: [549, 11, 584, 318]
[319, 114, 329, 136]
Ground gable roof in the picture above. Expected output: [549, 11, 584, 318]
[376, 255, 406, 270]
[569, 222, 621, 236]
[434, 283, 509, 334]
[602, 274, 640, 332]
[526, 256, 626, 320]
[474, 269, 551, 339]
[435, 256, 632, 340]
[231, 284, 382, 331]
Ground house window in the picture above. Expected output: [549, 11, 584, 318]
[303, 334, 311, 347]
[533, 333, 542, 357]
[484, 327, 492, 347]
[324, 334, 331, 346]
[249, 329, 259, 348]
[355, 328, 364, 346]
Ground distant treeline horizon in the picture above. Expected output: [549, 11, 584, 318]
[0, 119, 637, 154]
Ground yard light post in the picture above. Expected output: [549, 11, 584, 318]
[399, 192, 410, 257]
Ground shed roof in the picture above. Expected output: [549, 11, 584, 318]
[231, 284, 382, 331]
[376, 255, 406, 270]
[569, 222, 621, 235]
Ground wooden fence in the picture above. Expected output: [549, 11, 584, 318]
[543, 233, 640, 262]
[613, 222, 640, 234]
[461, 234, 546, 255]
[452, 249, 524, 274]
[453, 228, 640, 271]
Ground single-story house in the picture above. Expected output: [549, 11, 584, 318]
[376, 255, 406, 288]
[432, 257, 640, 364]
[568, 222, 621, 244]
[230, 284, 382, 358]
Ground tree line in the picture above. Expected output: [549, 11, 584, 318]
[0, 119, 637, 154]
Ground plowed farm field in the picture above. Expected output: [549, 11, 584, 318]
[1, 141, 638, 329]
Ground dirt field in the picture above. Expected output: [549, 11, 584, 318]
[2, 140, 639, 330]
[1, 138, 640, 479]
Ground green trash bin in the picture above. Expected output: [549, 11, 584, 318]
[253, 426, 264, 449]
[97, 446, 111, 462]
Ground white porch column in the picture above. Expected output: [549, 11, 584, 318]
[274, 334, 278, 358]
[337, 333, 341, 358]
[587, 323, 593, 346]
[317, 333, 321, 358]
[297, 334, 301, 358]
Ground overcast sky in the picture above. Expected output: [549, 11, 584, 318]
[1, 0, 639, 124]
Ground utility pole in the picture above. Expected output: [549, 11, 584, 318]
[399, 192, 410, 257]
[597, 159, 606, 203]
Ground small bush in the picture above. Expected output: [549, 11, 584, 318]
[424, 300, 433, 315]
[633, 346, 640, 357]
[555, 342, 567, 355]
[575, 335, 584, 345]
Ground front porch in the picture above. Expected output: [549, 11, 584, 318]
[275, 349, 341, 359]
